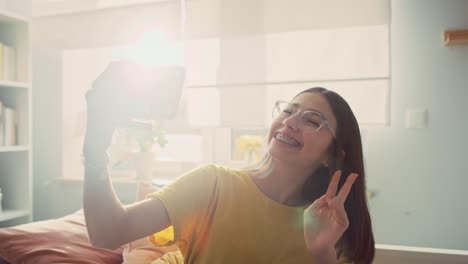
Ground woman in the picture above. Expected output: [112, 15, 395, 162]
[82, 84, 375, 263]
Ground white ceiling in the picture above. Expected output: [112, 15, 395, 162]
[33, 0, 176, 17]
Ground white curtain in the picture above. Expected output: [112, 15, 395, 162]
[184, 0, 390, 126]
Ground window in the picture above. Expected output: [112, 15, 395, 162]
[58, 0, 390, 178]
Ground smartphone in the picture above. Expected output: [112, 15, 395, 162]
[93, 60, 185, 124]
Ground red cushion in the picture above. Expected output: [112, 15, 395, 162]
[0, 210, 123, 264]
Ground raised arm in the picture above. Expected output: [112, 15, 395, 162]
[82, 63, 171, 249]
[82, 130, 170, 249]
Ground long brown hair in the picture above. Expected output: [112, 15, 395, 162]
[249, 87, 375, 263]
[298, 87, 375, 263]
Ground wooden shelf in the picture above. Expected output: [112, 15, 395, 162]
[55, 177, 137, 185]
[54, 177, 175, 187]
[0, 81, 30, 89]
[0, 210, 29, 222]
[444, 29, 468, 46]
[0, 6, 32, 227]
[0, 145, 29, 152]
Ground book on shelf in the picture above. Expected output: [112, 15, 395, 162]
[0, 99, 17, 146]
[4, 107, 17, 146]
[0, 100, 3, 145]
[0, 42, 3, 80]
[0, 42, 17, 82]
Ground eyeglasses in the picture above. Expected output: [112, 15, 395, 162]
[272, 100, 336, 138]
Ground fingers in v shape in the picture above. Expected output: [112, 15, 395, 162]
[325, 170, 359, 203]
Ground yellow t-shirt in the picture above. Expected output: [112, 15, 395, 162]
[148, 164, 349, 264]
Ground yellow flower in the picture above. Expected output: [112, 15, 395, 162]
[235, 135, 264, 152]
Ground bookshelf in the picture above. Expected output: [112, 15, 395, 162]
[0, 8, 32, 227]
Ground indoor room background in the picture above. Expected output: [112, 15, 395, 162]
[0, 0, 467, 261]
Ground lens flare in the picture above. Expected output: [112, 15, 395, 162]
[112, 29, 184, 67]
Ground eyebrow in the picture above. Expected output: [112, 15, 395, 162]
[290, 102, 326, 117]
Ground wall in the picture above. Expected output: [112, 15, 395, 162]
[31, 0, 468, 250]
[367, 0, 468, 250]
[0, 0, 31, 17]
[31, 2, 181, 220]
[32, 48, 63, 220]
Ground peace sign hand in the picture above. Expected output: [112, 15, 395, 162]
[303, 170, 359, 255]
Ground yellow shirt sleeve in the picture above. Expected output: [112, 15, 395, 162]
[337, 254, 353, 264]
[146, 164, 219, 244]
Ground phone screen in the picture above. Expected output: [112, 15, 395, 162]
[95, 60, 185, 123]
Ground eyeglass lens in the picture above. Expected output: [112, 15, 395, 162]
[273, 102, 325, 131]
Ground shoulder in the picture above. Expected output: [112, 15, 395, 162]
[173, 163, 232, 183]
[184, 164, 249, 186]
[190, 163, 245, 177]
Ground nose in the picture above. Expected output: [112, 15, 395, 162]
[282, 112, 301, 131]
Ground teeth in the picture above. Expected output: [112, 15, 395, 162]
[276, 134, 299, 146]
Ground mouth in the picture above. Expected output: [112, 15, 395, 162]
[274, 132, 302, 148]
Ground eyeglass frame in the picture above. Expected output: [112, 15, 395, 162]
[272, 100, 336, 138]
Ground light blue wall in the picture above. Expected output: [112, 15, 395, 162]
[32, 0, 468, 250]
[31, 42, 138, 221]
[32, 48, 63, 221]
[366, 0, 468, 250]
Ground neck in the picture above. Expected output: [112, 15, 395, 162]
[250, 157, 320, 206]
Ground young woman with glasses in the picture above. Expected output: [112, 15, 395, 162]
[83, 85, 375, 263]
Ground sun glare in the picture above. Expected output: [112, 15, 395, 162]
[112, 29, 184, 67]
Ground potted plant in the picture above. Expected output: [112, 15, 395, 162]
[127, 123, 168, 180]
[129, 123, 168, 152]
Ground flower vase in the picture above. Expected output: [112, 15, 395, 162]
[134, 151, 155, 202]
[134, 151, 155, 181]
[245, 149, 254, 165]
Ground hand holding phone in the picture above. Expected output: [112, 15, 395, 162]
[83, 61, 185, 159]
[88, 60, 185, 125]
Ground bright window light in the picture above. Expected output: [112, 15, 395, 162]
[112, 29, 184, 67]
[154, 134, 203, 162]
[186, 88, 221, 127]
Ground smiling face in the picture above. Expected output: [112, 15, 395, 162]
[267, 92, 338, 169]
